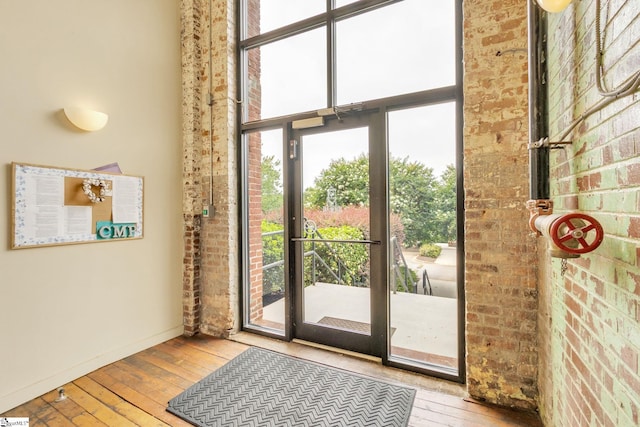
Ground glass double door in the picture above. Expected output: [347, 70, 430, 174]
[289, 113, 386, 356]
[244, 104, 461, 379]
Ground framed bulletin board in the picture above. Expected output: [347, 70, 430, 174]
[11, 162, 143, 249]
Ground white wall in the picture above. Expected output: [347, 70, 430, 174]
[0, 1, 183, 412]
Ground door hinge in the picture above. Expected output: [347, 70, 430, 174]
[289, 139, 298, 160]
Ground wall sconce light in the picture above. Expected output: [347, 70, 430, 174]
[63, 107, 109, 131]
[536, 0, 573, 13]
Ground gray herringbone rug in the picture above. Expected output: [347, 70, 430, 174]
[167, 346, 415, 427]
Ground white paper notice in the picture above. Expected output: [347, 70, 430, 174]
[23, 175, 65, 238]
[112, 175, 140, 223]
[25, 174, 64, 206]
[25, 206, 64, 238]
[64, 206, 92, 235]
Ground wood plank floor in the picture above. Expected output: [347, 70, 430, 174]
[2, 333, 543, 426]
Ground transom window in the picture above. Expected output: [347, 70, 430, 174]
[240, 0, 456, 122]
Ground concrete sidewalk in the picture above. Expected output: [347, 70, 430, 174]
[263, 282, 459, 361]
[403, 245, 458, 298]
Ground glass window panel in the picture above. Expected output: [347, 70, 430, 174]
[334, 0, 361, 7]
[301, 128, 371, 332]
[388, 103, 456, 178]
[387, 102, 458, 372]
[245, 129, 285, 334]
[336, 0, 456, 105]
[245, 0, 326, 39]
[246, 27, 326, 122]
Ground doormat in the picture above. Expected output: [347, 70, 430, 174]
[318, 316, 396, 336]
[167, 346, 415, 427]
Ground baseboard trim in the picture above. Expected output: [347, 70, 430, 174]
[0, 325, 184, 414]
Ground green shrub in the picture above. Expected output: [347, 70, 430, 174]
[419, 243, 442, 258]
[304, 206, 406, 247]
[261, 221, 371, 293]
[261, 221, 285, 294]
[392, 265, 418, 292]
[304, 225, 369, 287]
[399, 266, 418, 284]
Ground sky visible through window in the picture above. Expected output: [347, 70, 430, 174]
[255, 0, 456, 188]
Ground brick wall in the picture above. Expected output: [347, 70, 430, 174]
[199, 0, 239, 336]
[181, 0, 205, 336]
[463, 0, 539, 410]
[247, 132, 264, 322]
[246, 0, 264, 323]
[180, 0, 239, 337]
[182, 0, 544, 410]
[539, 1, 640, 426]
[177, 3, 640, 420]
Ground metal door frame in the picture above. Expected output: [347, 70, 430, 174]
[286, 111, 388, 357]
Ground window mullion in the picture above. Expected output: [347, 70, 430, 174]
[240, 0, 401, 49]
[327, 11, 336, 108]
[240, 15, 326, 50]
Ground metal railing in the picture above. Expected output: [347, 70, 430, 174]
[390, 236, 412, 293]
[261, 228, 357, 289]
[263, 230, 426, 294]
[422, 269, 433, 296]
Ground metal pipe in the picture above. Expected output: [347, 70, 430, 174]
[533, 212, 604, 258]
[528, 0, 550, 200]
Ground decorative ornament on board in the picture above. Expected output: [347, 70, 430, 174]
[82, 178, 112, 203]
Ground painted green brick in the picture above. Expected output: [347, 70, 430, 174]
[594, 213, 625, 237]
[600, 189, 639, 214]
[577, 192, 603, 211]
[598, 167, 622, 191]
[612, 240, 638, 265]
[576, 147, 604, 171]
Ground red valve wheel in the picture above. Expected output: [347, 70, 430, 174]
[549, 213, 604, 254]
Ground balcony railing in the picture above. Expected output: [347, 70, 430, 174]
[263, 229, 416, 295]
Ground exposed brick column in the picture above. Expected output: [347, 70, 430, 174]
[247, 0, 261, 122]
[181, 0, 239, 337]
[180, 0, 205, 336]
[463, 0, 539, 410]
[246, 0, 264, 323]
[198, 0, 239, 336]
[247, 133, 264, 322]
[182, 214, 202, 335]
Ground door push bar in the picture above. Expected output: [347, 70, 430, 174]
[290, 238, 381, 245]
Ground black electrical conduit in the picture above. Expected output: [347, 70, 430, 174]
[528, 0, 549, 201]
[528, 0, 640, 201]
[556, 0, 640, 141]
